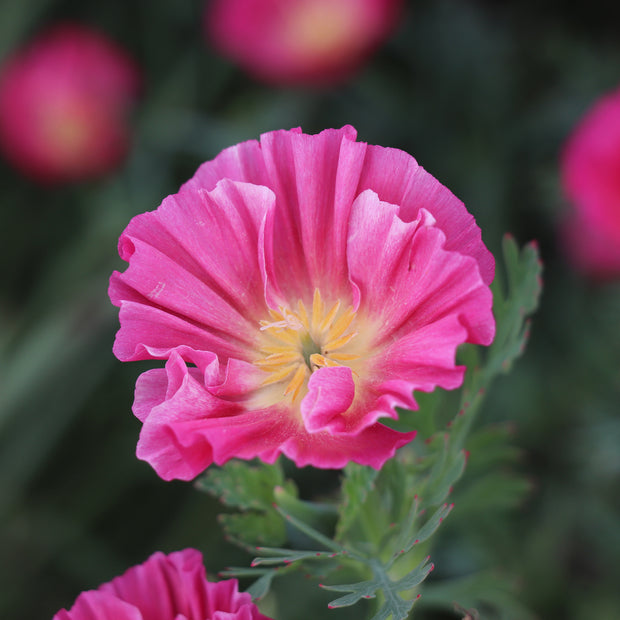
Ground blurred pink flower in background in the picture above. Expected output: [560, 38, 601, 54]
[561, 87, 620, 278]
[53, 549, 272, 620]
[109, 126, 495, 481]
[0, 24, 140, 184]
[204, 0, 404, 85]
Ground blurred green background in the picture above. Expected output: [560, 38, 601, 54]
[1, 1, 619, 618]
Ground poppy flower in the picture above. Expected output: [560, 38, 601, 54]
[109, 126, 495, 480]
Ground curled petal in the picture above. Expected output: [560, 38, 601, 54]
[301, 365, 356, 433]
[357, 143, 495, 285]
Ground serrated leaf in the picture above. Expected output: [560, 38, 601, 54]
[195, 459, 296, 511]
[487, 236, 542, 379]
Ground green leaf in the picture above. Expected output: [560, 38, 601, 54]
[195, 460, 297, 547]
[336, 463, 380, 540]
[250, 547, 343, 566]
[322, 557, 432, 620]
[195, 459, 296, 511]
[487, 236, 542, 379]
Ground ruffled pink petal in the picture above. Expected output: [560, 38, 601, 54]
[134, 351, 293, 480]
[204, 576, 270, 619]
[53, 591, 142, 620]
[357, 143, 495, 285]
[300, 366, 356, 433]
[347, 190, 494, 346]
[110, 180, 275, 363]
[182, 135, 274, 194]
[111, 302, 245, 362]
[280, 422, 416, 470]
[373, 313, 468, 404]
[258, 125, 365, 302]
[183, 126, 364, 306]
[98, 550, 202, 620]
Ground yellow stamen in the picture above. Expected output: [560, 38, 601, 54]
[319, 300, 341, 332]
[326, 307, 356, 341]
[254, 289, 362, 403]
[261, 364, 297, 386]
[309, 353, 341, 369]
[283, 364, 308, 399]
[324, 331, 358, 353]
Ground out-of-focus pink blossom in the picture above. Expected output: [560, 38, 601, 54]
[561, 88, 620, 277]
[204, 0, 404, 85]
[0, 24, 139, 184]
[53, 549, 272, 620]
[109, 126, 495, 480]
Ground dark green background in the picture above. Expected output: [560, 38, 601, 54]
[1, 1, 619, 618]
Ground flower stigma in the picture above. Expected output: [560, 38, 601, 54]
[255, 289, 361, 402]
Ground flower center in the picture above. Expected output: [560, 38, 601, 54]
[255, 289, 360, 400]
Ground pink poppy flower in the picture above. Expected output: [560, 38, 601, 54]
[204, 0, 403, 85]
[109, 126, 495, 481]
[0, 23, 139, 184]
[53, 549, 271, 620]
[561, 87, 620, 277]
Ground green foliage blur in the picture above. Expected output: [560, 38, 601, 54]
[1, 1, 619, 618]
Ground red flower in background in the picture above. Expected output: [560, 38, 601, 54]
[0, 24, 140, 184]
[204, 0, 403, 85]
[53, 549, 272, 620]
[561, 88, 620, 277]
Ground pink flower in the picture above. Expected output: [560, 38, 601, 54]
[561, 87, 620, 277]
[0, 23, 139, 184]
[53, 549, 272, 620]
[109, 126, 495, 481]
[204, 0, 403, 85]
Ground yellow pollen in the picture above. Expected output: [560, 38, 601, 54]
[255, 289, 361, 401]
